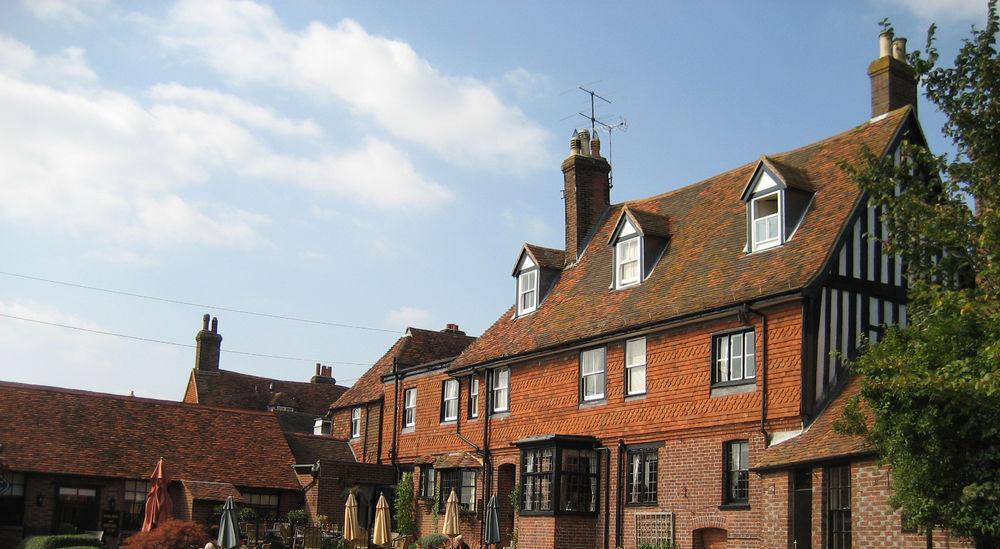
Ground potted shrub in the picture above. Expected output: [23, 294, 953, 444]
[394, 472, 416, 548]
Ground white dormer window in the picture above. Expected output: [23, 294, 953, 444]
[614, 218, 642, 289]
[751, 192, 782, 251]
[516, 254, 538, 315]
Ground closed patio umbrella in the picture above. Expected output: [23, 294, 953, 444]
[371, 493, 392, 547]
[442, 489, 461, 538]
[483, 495, 500, 547]
[343, 492, 362, 546]
[141, 458, 172, 532]
[216, 496, 240, 549]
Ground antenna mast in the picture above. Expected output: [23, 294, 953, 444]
[576, 86, 627, 188]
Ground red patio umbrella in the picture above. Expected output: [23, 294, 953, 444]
[141, 457, 173, 532]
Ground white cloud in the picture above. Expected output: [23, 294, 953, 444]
[162, 0, 552, 171]
[878, 0, 985, 22]
[20, 0, 108, 25]
[386, 306, 432, 329]
[0, 35, 450, 254]
[502, 67, 551, 99]
[149, 83, 323, 138]
[502, 207, 553, 242]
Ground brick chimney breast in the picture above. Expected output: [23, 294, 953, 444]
[868, 31, 917, 117]
[194, 314, 223, 372]
[563, 128, 611, 263]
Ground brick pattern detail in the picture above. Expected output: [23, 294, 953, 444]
[868, 56, 918, 118]
[562, 153, 611, 261]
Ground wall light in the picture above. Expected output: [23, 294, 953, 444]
[36, 494, 44, 507]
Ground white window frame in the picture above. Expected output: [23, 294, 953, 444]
[517, 269, 538, 315]
[750, 191, 782, 251]
[492, 367, 510, 413]
[625, 337, 647, 396]
[580, 347, 607, 402]
[350, 407, 361, 438]
[469, 377, 479, 418]
[403, 388, 417, 428]
[713, 329, 756, 385]
[442, 379, 459, 421]
[615, 236, 642, 288]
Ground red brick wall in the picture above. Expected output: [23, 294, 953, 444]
[758, 470, 792, 548]
[390, 370, 485, 463]
[332, 400, 384, 464]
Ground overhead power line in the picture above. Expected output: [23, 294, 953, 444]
[0, 311, 372, 368]
[0, 270, 398, 334]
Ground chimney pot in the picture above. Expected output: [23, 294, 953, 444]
[879, 31, 893, 58]
[590, 130, 601, 157]
[210, 317, 218, 334]
[578, 129, 591, 157]
[194, 314, 223, 372]
[316, 363, 322, 376]
[202, 314, 210, 331]
[891, 37, 907, 61]
[569, 131, 582, 156]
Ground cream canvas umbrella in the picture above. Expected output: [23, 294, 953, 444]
[372, 493, 392, 547]
[343, 492, 362, 547]
[441, 489, 461, 538]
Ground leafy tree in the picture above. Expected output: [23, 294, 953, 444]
[121, 519, 210, 548]
[837, 2, 1000, 546]
[395, 472, 417, 537]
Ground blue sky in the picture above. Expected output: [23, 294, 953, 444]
[0, 0, 987, 400]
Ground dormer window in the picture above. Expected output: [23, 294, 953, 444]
[751, 192, 782, 250]
[609, 208, 670, 290]
[518, 269, 538, 315]
[742, 156, 814, 253]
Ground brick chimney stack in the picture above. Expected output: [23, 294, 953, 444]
[311, 363, 337, 384]
[868, 30, 917, 117]
[563, 128, 611, 263]
[194, 314, 222, 373]
[441, 323, 466, 335]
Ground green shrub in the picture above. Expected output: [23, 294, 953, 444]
[287, 508, 309, 527]
[18, 535, 102, 549]
[238, 506, 257, 523]
[394, 472, 416, 536]
[416, 532, 449, 548]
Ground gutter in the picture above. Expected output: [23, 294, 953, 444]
[449, 290, 802, 375]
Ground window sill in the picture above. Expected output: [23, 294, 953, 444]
[401, 426, 415, 434]
[624, 501, 659, 507]
[624, 392, 647, 402]
[440, 419, 457, 425]
[710, 382, 756, 398]
[467, 417, 479, 422]
[490, 411, 510, 419]
[579, 398, 607, 409]
[719, 502, 750, 511]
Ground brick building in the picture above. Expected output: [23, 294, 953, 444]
[315, 33, 971, 548]
[0, 381, 303, 547]
[182, 314, 349, 435]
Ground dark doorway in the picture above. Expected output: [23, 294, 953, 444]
[55, 486, 100, 532]
[694, 527, 728, 549]
[793, 468, 813, 549]
[496, 464, 516, 548]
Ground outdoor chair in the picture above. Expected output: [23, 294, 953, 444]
[301, 526, 322, 549]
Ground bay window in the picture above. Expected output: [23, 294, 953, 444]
[519, 437, 600, 515]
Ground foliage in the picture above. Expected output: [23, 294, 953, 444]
[238, 506, 257, 523]
[17, 535, 102, 549]
[286, 508, 309, 527]
[508, 485, 521, 513]
[837, 2, 1000, 545]
[315, 514, 329, 526]
[415, 532, 449, 548]
[121, 519, 210, 549]
[395, 472, 417, 536]
[322, 538, 351, 549]
[55, 524, 77, 535]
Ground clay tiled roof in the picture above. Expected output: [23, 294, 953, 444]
[284, 432, 356, 464]
[331, 328, 476, 410]
[621, 206, 671, 239]
[451, 107, 912, 370]
[179, 480, 243, 503]
[754, 375, 871, 470]
[187, 368, 347, 417]
[523, 244, 566, 271]
[0, 381, 300, 491]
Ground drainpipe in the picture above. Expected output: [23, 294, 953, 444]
[744, 304, 770, 443]
[362, 401, 370, 463]
[377, 398, 384, 464]
[390, 358, 400, 472]
[599, 446, 611, 549]
[481, 367, 491, 549]
[616, 439, 625, 548]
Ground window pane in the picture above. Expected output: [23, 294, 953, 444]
[626, 338, 646, 367]
[628, 364, 646, 394]
[766, 215, 780, 239]
[745, 331, 756, 378]
[716, 337, 729, 382]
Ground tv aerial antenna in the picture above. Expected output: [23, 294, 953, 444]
[577, 86, 628, 188]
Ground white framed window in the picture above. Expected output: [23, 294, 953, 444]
[751, 192, 782, 251]
[580, 347, 607, 401]
[713, 329, 756, 385]
[469, 377, 479, 418]
[403, 388, 417, 428]
[616, 237, 641, 288]
[492, 367, 510, 413]
[350, 407, 361, 438]
[442, 379, 459, 421]
[517, 269, 538, 315]
[625, 337, 647, 396]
